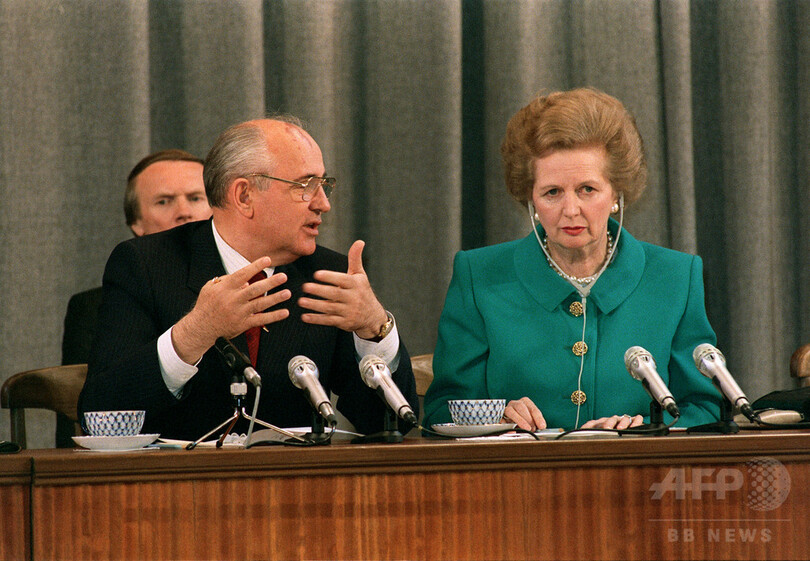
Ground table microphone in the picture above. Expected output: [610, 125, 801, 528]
[693, 343, 756, 421]
[359, 355, 418, 425]
[624, 346, 680, 418]
[288, 356, 337, 426]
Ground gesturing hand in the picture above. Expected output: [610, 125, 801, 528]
[298, 240, 388, 339]
[172, 257, 291, 364]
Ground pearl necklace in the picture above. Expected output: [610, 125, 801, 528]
[542, 231, 614, 286]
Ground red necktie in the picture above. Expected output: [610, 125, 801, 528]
[245, 271, 267, 365]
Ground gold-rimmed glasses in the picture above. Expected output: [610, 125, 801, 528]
[245, 173, 335, 202]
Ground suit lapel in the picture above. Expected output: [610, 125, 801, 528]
[187, 219, 227, 294]
[184, 221, 251, 356]
[514, 219, 646, 315]
[514, 232, 576, 312]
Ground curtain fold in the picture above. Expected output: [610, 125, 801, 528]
[1, 0, 807, 447]
[659, 0, 696, 253]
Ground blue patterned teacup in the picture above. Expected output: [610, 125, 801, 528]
[83, 410, 145, 437]
[448, 399, 506, 425]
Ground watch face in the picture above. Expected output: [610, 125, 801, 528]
[379, 312, 394, 338]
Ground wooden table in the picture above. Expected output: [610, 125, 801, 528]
[7, 430, 810, 560]
[0, 452, 30, 561]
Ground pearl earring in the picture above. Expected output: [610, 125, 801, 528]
[534, 212, 541, 221]
[611, 202, 619, 214]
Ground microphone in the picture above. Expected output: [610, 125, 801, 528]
[624, 346, 680, 418]
[693, 343, 755, 421]
[214, 337, 262, 387]
[359, 355, 418, 426]
[287, 356, 337, 426]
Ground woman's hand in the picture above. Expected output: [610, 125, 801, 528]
[503, 397, 547, 431]
[581, 414, 643, 430]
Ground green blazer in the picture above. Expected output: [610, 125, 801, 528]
[424, 222, 721, 429]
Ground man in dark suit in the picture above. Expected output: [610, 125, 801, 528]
[59, 150, 210, 447]
[78, 117, 417, 440]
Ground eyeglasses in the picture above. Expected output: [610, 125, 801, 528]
[245, 173, 336, 202]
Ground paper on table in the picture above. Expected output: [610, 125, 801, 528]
[156, 435, 245, 449]
[248, 426, 362, 445]
[453, 428, 561, 442]
[458, 427, 630, 442]
[154, 427, 362, 449]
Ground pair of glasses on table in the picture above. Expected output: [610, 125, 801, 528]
[245, 173, 336, 202]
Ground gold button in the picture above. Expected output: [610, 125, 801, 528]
[571, 390, 587, 405]
[572, 341, 588, 356]
[569, 301, 583, 316]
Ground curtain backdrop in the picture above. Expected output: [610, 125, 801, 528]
[1, 0, 807, 447]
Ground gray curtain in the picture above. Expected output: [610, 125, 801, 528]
[1, 0, 807, 448]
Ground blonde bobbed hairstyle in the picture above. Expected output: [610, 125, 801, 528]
[501, 87, 647, 206]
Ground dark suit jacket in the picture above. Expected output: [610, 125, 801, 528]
[57, 286, 102, 447]
[78, 220, 418, 440]
[62, 286, 103, 366]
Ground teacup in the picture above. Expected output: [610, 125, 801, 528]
[83, 410, 145, 437]
[448, 399, 506, 425]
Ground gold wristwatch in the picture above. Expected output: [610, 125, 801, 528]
[371, 311, 395, 342]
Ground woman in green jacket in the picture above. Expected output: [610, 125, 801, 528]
[424, 88, 720, 431]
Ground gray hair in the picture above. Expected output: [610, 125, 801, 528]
[203, 115, 305, 208]
[203, 123, 271, 208]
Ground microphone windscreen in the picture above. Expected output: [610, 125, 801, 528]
[624, 346, 653, 380]
[693, 343, 724, 370]
[359, 355, 386, 388]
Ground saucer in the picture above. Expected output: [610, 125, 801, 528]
[72, 434, 160, 451]
[431, 423, 517, 437]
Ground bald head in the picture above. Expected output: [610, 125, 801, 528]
[203, 116, 318, 208]
[253, 118, 320, 155]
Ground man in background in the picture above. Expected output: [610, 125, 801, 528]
[124, 149, 211, 237]
[59, 149, 211, 445]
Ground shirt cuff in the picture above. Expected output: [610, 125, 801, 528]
[353, 324, 401, 371]
[157, 326, 199, 397]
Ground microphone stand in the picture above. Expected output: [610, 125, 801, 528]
[351, 407, 404, 444]
[686, 397, 739, 434]
[620, 401, 670, 436]
[294, 411, 331, 445]
[187, 372, 306, 450]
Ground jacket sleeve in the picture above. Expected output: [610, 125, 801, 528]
[666, 254, 722, 427]
[78, 241, 179, 420]
[423, 251, 491, 427]
[61, 288, 102, 366]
